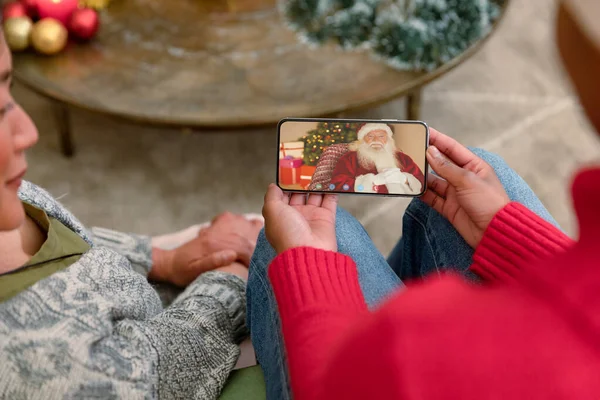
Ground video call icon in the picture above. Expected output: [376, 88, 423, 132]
[316, 183, 322, 190]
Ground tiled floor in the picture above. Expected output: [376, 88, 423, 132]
[18, 0, 600, 257]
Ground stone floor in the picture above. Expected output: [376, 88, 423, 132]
[16, 0, 600, 257]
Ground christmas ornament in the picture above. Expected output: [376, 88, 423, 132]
[2, 2, 28, 19]
[78, 0, 111, 10]
[19, 0, 39, 20]
[37, 0, 78, 25]
[31, 18, 68, 55]
[282, 0, 504, 71]
[68, 7, 98, 41]
[3, 16, 33, 51]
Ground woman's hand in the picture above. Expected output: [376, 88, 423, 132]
[214, 261, 249, 281]
[150, 213, 263, 286]
[422, 128, 510, 248]
[262, 184, 338, 254]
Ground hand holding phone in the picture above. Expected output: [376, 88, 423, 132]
[422, 128, 510, 248]
[262, 184, 338, 255]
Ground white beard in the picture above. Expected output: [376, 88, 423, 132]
[356, 140, 399, 172]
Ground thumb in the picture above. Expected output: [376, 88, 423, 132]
[190, 250, 238, 273]
[262, 183, 287, 222]
[427, 146, 469, 187]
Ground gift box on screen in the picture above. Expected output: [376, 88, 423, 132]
[279, 159, 303, 185]
[279, 141, 305, 159]
[300, 165, 317, 188]
[279, 158, 303, 169]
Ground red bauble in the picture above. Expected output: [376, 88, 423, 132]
[19, 0, 39, 19]
[68, 8, 99, 41]
[36, 0, 78, 25]
[2, 2, 28, 19]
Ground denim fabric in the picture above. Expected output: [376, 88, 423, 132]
[246, 148, 558, 400]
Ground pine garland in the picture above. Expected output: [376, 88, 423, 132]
[281, 0, 505, 71]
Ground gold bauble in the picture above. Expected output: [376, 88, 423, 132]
[3, 17, 33, 52]
[31, 18, 68, 56]
[79, 0, 111, 10]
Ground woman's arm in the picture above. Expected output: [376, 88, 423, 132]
[90, 213, 262, 287]
[470, 202, 574, 283]
[268, 248, 368, 399]
[0, 247, 246, 399]
[89, 226, 154, 273]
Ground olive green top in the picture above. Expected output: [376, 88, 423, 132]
[0, 203, 90, 302]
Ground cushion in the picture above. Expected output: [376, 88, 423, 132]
[307, 143, 349, 190]
[219, 365, 266, 400]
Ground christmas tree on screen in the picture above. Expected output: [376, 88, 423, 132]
[300, 121, 361, 166]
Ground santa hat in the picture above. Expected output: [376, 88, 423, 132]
[357, 123, 394, 141]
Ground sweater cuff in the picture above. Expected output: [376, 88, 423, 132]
[174, 271, 247, 342]
[90, 227, 153, 273]
[268, 247, 367, 320]
[471, 202, 574, 283]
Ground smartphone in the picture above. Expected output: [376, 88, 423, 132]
[277, 118, 428, 197]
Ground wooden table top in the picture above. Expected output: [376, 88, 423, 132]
[12, 0, 508, 128]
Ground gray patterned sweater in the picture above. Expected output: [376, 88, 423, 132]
[0, 181, 247, 400]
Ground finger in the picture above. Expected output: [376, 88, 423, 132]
[321, 194, 339, 213]
[427, 174, 449, 199]
[211, 212, 229, 225]
[235, 237, 255, 266]
[264, 183, 286, 204]
[243, 221, 262, 245]
[289, 193, 307, 206]
[306, 193, 324, 207]
[212, 211, 245, 226]
[427, 146, 470, 187]
[428, 128, 478, 167]
[190, 250, 237, 273]
[221, 232, 255, 266]
[263, 184, 287, 221]
[420, 189, 446, 215]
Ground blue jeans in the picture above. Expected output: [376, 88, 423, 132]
[246, 149, 559, 400]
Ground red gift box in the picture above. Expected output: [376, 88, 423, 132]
[300, 165, 317, 188]
[279, 158, 303, 168]
[279, 166, 301, 185]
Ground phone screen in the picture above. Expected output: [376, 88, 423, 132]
[277, 119, 428, 197]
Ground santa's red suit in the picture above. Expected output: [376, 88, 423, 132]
[330, 151, 424, 194]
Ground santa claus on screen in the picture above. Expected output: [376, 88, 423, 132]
[330, 123, 424, 194]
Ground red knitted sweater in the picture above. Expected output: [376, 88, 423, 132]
[268, 168, 600, 399]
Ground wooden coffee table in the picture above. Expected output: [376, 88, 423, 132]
[11, 0, 508, 157]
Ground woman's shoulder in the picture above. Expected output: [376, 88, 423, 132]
[18, 181, 93, 245]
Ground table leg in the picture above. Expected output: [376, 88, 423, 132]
[54, 103, 74, 157]
[406, 89, 422, 121]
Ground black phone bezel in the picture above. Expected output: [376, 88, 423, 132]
[276, 117, 429, 198]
